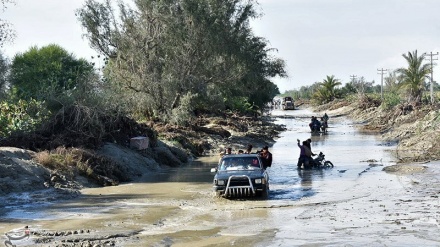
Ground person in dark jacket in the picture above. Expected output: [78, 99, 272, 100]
[260, 146, 272, 169]
[297, 139, 313, 169]
[304, 139, 316, 156]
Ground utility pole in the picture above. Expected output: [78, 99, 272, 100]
[350, 75, 357, 82]
[377, 68, 387, 100]
[425, 51, 438, 104]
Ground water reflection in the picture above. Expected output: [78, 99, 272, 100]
[309, 132, 329, 146]
[297, 168, 324, 187]
[141, 159, 218, 183]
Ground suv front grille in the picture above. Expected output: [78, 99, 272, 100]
[229, 178, 251, 187]
[224, 175, 255, 197]
[226, 187, 254, 197]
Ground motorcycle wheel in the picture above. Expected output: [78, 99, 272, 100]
[324, 161, 334, 168]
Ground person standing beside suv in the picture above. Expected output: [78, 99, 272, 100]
[260, 146, 272, 169]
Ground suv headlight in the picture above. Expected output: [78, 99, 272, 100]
[255, 178, 266, 184]
[217, 180, 225, 186]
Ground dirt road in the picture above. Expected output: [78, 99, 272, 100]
[2, 107, 440, 246]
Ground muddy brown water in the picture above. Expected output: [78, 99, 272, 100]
[2, 108, 440, 246]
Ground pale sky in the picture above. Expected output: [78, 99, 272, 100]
[2, 0, 440, 93]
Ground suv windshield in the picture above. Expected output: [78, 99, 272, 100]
[219, 156, 261, 171]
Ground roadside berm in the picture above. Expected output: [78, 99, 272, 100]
[315, 97, 440, 163]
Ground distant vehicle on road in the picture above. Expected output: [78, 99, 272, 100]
[211, 154, 269, 198]
[282, 96, 294, 110]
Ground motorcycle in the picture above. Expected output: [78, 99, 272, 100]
[312, 152, 334, 168]
[309, 117, 323, 133]
[309, 122, 321, 132]
[321, 120, 328, 133]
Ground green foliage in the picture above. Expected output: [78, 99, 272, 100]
[168, 92, 196, 126]
[381, 92, 402, 110]
[312, 75, 341, 104]
[77, 0, 285, 121]
[225, 96, 258, 115]
[279, 92, 292, 97]
[284, 83, 320, 100]
[0, 51, 8, 99]
[339, 82, 357, 97]
[396, 50, 431, 103]
[9, 44, 94, 105]
[344, 93, 359, 103]
[0, 99, 51, 136]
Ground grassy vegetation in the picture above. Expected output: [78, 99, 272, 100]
[34, 147, 129, 186]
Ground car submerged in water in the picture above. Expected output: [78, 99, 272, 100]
[211, 154, 269, 198]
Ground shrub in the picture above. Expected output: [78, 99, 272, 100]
[0, 99, 51, 136]
[381, 92, 402, 110]
[168, 92, 196, 126]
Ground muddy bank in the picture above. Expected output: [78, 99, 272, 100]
[0, 113, 283, 196]
[314, 99, 440, 162]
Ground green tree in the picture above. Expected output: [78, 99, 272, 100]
[9, 44, 94, 103]
[77, 0, 286, 123]
[297, 84, 318, 99]
[321, 75, 341, 99]
[0, 51, 8, 99]
[313, 75, 341, 104]
[395, 50, 431, 103]
[339, 82, 357, 97]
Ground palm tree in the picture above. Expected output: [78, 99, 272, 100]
[320, 75, 342, 102]
[395, 50, 431, 103]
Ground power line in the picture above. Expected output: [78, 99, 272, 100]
[377, 68, 388, 100]
[425, 51, 438, 104]
[350, 75, 357, 82]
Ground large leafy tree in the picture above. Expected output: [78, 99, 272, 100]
[77, 0, 286, 122]
[9, 44, 94, 102]
[395, 50, 431, 103]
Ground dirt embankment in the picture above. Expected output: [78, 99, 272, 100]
[0, 108, 284, 197]
[315, 98, 440, 163]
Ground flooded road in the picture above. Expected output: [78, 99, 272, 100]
[2, 108, 440, 246]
